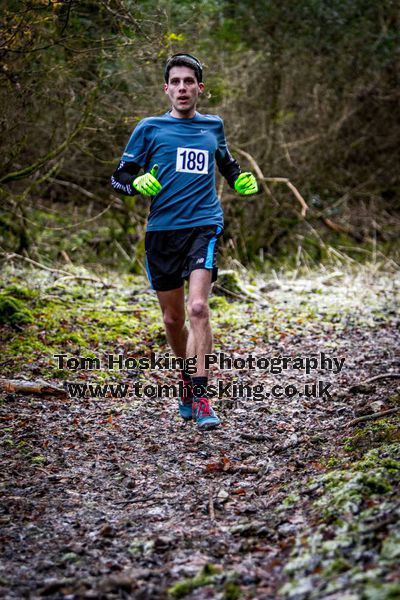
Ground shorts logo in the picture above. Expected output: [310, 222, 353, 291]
[176, 148, 209, 174]
[196, 258, 205, 264]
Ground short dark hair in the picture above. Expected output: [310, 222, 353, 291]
[164, 53, 203, 83]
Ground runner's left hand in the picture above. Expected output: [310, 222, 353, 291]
[234, 172, 258, 195]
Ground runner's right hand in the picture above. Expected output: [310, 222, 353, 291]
[132, 165, 162, 196]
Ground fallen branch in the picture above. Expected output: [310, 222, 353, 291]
[320, 216, 365, 242]
[232, 146, 275, 200]
[240, 433, 269, 442]
[346, 407, 400, 427]
[1, 252, 71, 276]
[212, 283, 251, 302]
[357, 373, 400, 385]
[209, 485, 216, 521]
[1, 252, 114, 288]
[114, 493, 157, 507]
[232, 146, 309, 217]
[233, 465, 260, 474]
[285, 180, 309, 218]
[263, 177, 309, 218]
[349, 373, 400, 393]
[0, 379, 67, 398]
[50, 275, 112, 287]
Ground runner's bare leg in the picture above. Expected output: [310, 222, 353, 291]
[156, 286, 188, 359]
[186, 269, 213, 377]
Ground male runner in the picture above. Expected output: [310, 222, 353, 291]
[111, 53, 258, 430]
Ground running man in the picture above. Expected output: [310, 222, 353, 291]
[111, 53, 258, 429]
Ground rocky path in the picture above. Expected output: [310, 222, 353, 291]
[1, 266, 399, 599]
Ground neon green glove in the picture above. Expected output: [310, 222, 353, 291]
[132, 165, 162, 196]
[234, 172, 258, 195]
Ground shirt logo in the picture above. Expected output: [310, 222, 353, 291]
[196, 258, 205, 264]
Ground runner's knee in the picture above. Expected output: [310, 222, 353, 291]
[188, 299, 209, 321]
[162, 312, 185, 331]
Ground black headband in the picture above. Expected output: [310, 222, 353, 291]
[164, 53, 203, 83]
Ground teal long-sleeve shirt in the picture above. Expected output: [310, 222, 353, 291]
[111, 110, 240, 232]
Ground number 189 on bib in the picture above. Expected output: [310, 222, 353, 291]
[176, 148, 209, 175]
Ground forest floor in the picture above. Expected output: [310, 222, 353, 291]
[1, 261, 400, 600]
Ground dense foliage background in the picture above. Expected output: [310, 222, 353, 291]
[1, 0, 399, 271]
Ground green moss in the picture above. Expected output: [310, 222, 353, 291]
[315, 469, 392, 517]
[2, 291, 155, 377]
[280, 444, 400, 598]
[0, 295, 34, 325]
[52, 369, 74, 380]
[358, 472, 392, 494]
[359, 421, 399, 442]
[381, 531, 400, 561]
[357, 445, 400, 469]
[322, 556, 352, 577]
[61, 552, 80, 564]
[57, 332, 85, 345]
[31, 455, 46, 465]
[168, 580, 194, 599]
[280, 492, 301, 509]
[147, 323, 166, 344]
[388, 394, 400, 406]
[223, 581, 241, 600]
[215, 270, 243, 295]
[342, 421, 400, 454]
[8, 337, 54, 357]
[168, 564, 222, 598]
[380, 458, 400, 473]
[363, 582, 400, 600]
[1, 285, 38, 300]
[209, 296, 231, 310]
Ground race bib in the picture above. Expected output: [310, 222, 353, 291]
[176, 148, 209, 174]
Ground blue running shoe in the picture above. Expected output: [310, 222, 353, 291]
[178, 379, 193, 420]
[178, 399, 193, 420]
[193, 397, 220, 430]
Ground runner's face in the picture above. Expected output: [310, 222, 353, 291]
[164, 66, 204, 118]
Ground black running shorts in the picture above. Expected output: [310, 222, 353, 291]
[145, 225, 223, 291]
